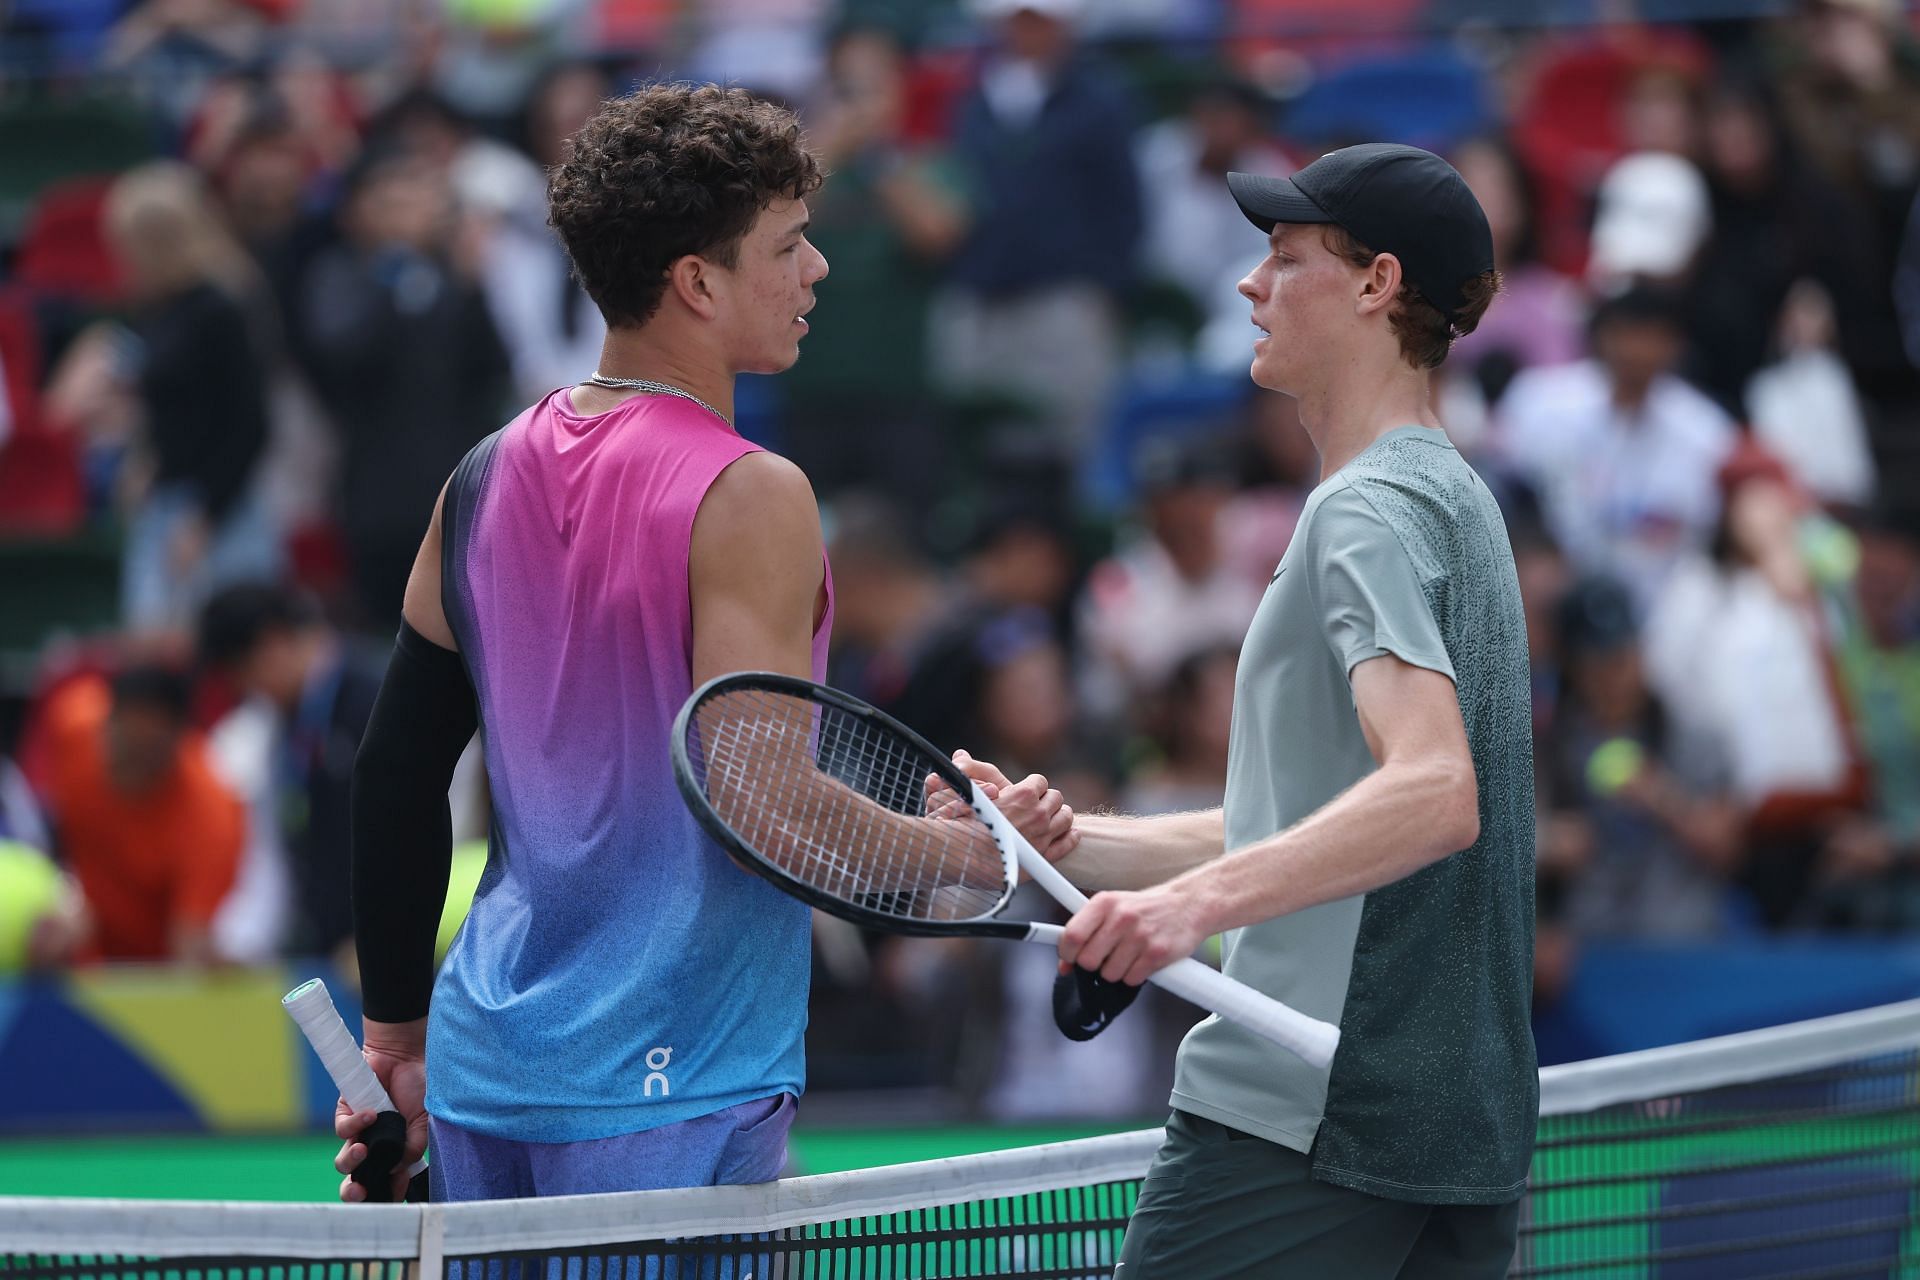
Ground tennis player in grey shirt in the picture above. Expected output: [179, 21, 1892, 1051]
[965, 144, 1536, 1276]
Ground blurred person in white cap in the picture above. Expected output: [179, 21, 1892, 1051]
[1586, 150, 1712, 293]
[929, 0, 1141, 457]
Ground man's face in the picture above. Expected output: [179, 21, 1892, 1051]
[348, 165, 452, 255]
[104, 704, 184, 795]
[1002, 9, 1072, 63]
[710, 197, 828, 375]
[1594, 316, 1681, 394]
[1237, 223, 1361, 395]
[240, 630, 307, 711]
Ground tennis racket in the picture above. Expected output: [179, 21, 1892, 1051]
[282, 978, 428, 1202]
[670, 672, 1341, 1069]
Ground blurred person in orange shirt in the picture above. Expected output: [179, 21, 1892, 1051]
[39, 665, 244, 964]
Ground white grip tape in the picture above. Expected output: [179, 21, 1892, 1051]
[282, 979, 396, 1113]
[1152, 957, 1340, 1070]
[1026, 924, 1340, 1069]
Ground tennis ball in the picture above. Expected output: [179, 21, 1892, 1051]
[1585, 738, 1645, 798]
[0, 841, 64, 974]
[1802, 520, 1860, 587]
[436, 840, 490, 965]
[443, 0, 554, 29]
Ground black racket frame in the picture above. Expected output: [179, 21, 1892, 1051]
[671, 670, 1031, 941]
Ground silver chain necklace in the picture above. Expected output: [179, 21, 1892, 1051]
[585, 372, 729, 423]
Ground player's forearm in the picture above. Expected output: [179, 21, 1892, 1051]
[1178, 761, 1478, 935]
[1054, 808, 1226, 891]
[352, 622, 476, 1022]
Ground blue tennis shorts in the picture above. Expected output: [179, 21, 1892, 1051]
[427, 1092, 795, 1202]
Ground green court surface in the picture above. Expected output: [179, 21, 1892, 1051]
[0, 1123, 1141, 1203]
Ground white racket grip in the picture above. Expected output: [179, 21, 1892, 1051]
[1151, 955, 1339, 1070]
[282, 978, 396, 1114]
[972, 782, 1341, 1067]
[1024, 924, 1340, 1069]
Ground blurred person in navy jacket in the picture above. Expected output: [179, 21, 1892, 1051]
[930, 0, 1142, 456]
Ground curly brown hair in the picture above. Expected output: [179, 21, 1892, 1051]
[548, 83, 823, 329]
[1322, 226, 1500, 370]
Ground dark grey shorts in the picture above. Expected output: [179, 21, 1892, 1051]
[1116, 1111, 1521, 1280]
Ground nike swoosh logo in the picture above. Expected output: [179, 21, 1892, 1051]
[1270, 565, 1289, 584]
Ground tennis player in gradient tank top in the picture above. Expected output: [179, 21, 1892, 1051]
[331, 84, 1070, 1204]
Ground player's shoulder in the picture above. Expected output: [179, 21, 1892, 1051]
[694, 449, 822, 556]
[705, 448, 817, 516]
[1302, 470, 1405, 532]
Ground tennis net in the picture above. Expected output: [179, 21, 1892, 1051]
[6, 1000, 1920, 1278]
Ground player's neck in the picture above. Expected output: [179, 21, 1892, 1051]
[589, 325, 735, 426]
[1296, 356, 1439, 480]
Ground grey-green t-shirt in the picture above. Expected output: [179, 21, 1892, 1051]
[1170, 426, 1537, 1205]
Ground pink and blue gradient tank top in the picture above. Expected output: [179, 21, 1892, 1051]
[426, 389, 833, 1142]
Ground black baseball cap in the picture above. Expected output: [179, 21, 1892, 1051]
[1228, 143, 1495, 322]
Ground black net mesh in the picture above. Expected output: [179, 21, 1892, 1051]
[1515, 1048, 1920, 1279]
[12, 1016, 1920, 1279]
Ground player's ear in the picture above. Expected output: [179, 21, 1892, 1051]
[667, 254, 719, 320]
[1356, 252, 1401, 318]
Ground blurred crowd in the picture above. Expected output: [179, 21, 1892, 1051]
[3, 0, 1920, 1117]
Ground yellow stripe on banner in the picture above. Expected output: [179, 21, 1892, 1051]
[66, 966, 299, 1129]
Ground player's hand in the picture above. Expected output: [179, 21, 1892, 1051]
[334, 1029, 427, 1204]
[951, 750, 1079, 862]
[1060, 886, 1207, 987]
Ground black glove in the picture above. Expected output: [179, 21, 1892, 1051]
[1053, 964, 1143, 1041]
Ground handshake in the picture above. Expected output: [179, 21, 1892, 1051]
[949, 750, 1144, 1042]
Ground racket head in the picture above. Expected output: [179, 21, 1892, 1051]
[671, 672, 1027, 938]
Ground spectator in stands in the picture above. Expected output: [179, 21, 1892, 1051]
[38, 666, 244, 963]
[1444, 137, 1585, 451]
[1135, 78, 1292, 369]
[197, 76, 342, 346]
[1618, 58, 1704, 160]
[297, 139, 509, 630]
[847, 476, 1084, 757]
[1541, 574, 1744, 939]
[198, 582, 388, 963]
[1219, 388, 1314, 588]
[956, 476, 1083, 626]
[1643, 442, 1864, 930]
[1689, 78, 1886, 422]
[477, 61, 614, 405]
[1822, 509, 1920, 927]
[961, 609, 1136, 1122]
[1494, 286, 1737, 615]
[1120, 644, 1237, 817]
[931, 0, 1141, 456]
[103, 0, 268, 128]
[1078, 438, 1263, 719]
[1777, 0, 1920, 252]
[193, 77, 353, 582]
[1585, 151, 1713, 296]
[824, 492, 956, 712]
[100, 161, 281, 631]
[1745, 279, 1878, 509]
[784, 25, 967, 506]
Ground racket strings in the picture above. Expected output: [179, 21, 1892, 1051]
[691, 688, 1010, 922]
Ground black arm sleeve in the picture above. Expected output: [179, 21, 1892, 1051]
[351, 620, 479, 1022]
